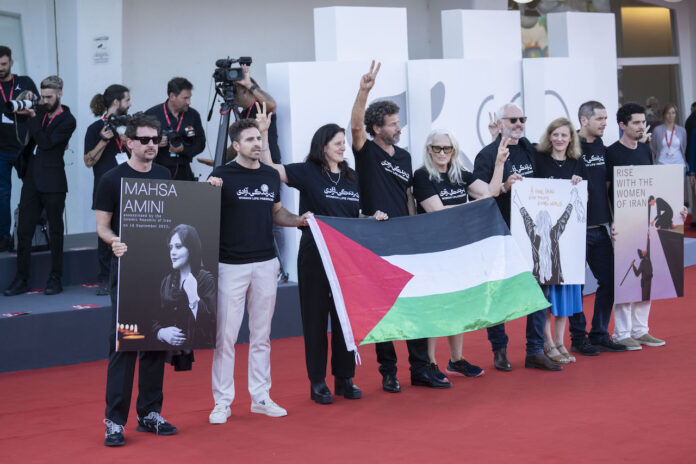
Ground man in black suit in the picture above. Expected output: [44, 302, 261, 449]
[3, 75, 76, 296]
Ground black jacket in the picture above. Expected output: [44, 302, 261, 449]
[473, 134, 537, 225]
[18, 105, 77, 193]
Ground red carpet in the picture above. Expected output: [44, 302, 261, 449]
[2, 268, 695, 463]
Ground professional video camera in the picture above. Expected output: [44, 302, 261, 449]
[5, 91, 39, 113]
[104, 114, 130, 136]
[213, 56, 252, 86]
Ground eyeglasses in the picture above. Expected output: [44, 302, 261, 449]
[429, 145, 454, 154]
[133, 136, 162, 145]
[502, 117, 527, 124]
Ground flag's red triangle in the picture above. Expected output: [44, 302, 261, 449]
[316, 219, 414, 345]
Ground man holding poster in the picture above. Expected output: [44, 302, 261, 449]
[606, 103, 666, 351]
[95, 114, 175, 447]
[208, 119, 310, 424]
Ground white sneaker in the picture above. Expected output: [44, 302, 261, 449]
[250, 397, 287, 417]
[209, 403, 231, 424]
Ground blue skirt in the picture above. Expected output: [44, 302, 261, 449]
[548, 284, 583, 317]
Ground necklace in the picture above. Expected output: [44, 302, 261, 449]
[326, 170, 341, 185]
[552, 157, 566, 167]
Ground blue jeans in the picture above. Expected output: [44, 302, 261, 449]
[569, 226, 614, 344]
[487, 307, 547, 357]
[0, 151, 18, 239]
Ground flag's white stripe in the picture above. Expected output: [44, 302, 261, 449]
[308, 216, 359, 356]
[383, 235, 532, 299]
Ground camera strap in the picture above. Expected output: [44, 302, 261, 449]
[0, 75, 14, 102]
[163, 102, 184, 132]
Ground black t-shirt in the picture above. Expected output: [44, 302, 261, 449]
[85, 119, 129, 209]
[210, 161, 280, 264]
[94, 162, 171, 235]
[605, 140, 653, 210]
[412, 166, 476, 214]
[353, 139, 412, 217]
[534, 152, 586, 180]
[242, 104, 281, 164]
[0, 75, 39, 154]
[579, 137, 612, 226]
[285, 162, 360, 219]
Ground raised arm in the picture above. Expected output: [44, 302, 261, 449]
[255, 101, 287, 183]
[469, 136, 509, 199]
[239, 64, 277, 113]
[351, 60, 380, 152]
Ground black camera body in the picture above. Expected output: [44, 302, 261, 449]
[5, 91, 39, 113]
[213, 56, 252, 86]
[104, 114, 130, 136]
[162, 128, 184, 148]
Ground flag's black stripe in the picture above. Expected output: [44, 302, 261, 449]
[317, 197, 510, 256]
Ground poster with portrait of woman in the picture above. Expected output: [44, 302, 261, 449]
[614, 165, 685, 305]
[116, 179, 220, 352]
[510, 178, 588, 285]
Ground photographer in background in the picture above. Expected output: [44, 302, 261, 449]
[3, 75, 76, 297]
[0, 45, 38, 252]
[145, 77, 205, 180]
[84, 84, 131, 295]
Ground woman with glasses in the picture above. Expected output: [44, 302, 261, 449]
[412, 128, 507, 382]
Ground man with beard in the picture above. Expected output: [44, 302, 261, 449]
[605, 102, 665, 350]
[95, 114, 177, 446]
[567, 101, 627, 355]
[84, 84, 132, 295]
[473, 103, 561, 372]
[0, 46, 38, 252]
[145, 77, 205, 180]
[4, 76, 76, 297]
[350, 61, 450, 392]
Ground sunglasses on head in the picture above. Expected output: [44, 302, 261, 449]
[133, 136, 162, 145]
[503, 117, 527, 124]
[429, 145, 454, 154]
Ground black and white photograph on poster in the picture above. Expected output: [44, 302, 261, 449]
[510, 178, 588, 285]
[116, 179, 221, 352]
[614, 165, 685, 305]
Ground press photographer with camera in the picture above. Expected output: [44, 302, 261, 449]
[145, 77, 205, 180]
[84, 84, 131, 295]
[0, 45, 38, 252]
[4, 75, 76, 297]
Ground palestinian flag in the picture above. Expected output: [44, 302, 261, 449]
[308, 197, 549, 354]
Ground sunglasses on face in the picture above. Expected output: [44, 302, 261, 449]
[502, 117, 527, 124]
[429, 145, 454, 154]
[133, 136, 162, 145]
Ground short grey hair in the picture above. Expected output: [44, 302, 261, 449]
[40, 75, 63, 90]
[497, 103, 522, 121]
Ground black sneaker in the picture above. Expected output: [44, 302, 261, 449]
[592, 338, 628, 352]
[104, 419, 124, 446]
[428, 362, 449, 382]
[570, 339, 600, 356]
[446, 359, 485, 377]
[136, 412, 178, 436]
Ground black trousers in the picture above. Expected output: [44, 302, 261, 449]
[15, 182, 65, 281]
[104, 257, 166, 425]
[97, 236, 111, 284]
[297, 233, 355, 383]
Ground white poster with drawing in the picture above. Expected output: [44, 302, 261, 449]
[510, 178, 588, 285]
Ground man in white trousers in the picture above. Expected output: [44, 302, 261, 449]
[208, 118, 310, 424]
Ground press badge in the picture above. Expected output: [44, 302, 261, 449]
[115, 152, 128, 164]
[1, 113, 12, 124]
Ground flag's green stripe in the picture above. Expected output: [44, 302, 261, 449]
[360, 272, 549, 345]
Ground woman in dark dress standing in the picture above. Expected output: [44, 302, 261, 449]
[256, 104, 386, 404]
